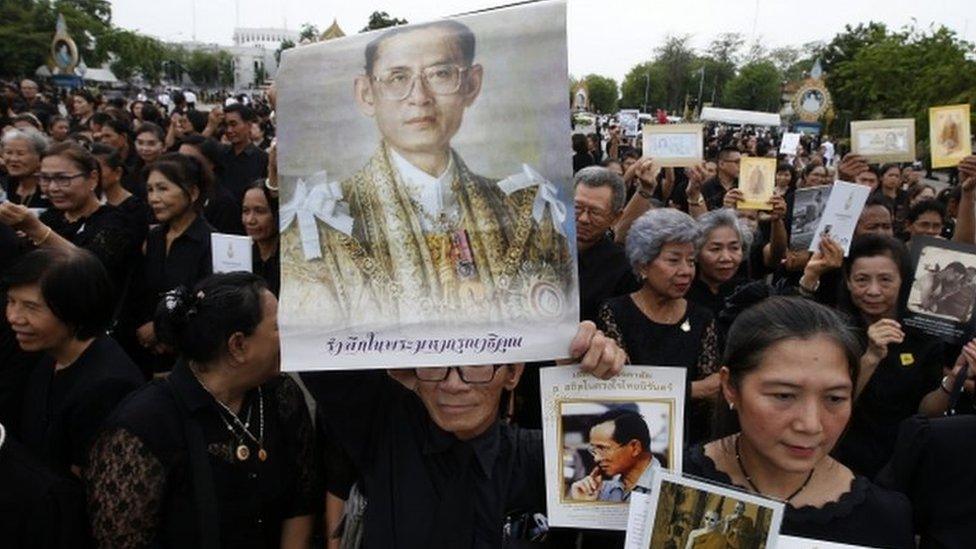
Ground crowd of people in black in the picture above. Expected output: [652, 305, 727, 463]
[2, 73, 976, 549]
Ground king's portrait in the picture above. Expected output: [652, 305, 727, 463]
[279, 17, 575, 332]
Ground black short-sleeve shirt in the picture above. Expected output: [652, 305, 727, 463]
[136, 214, 215, 324]
[217, 143, 268, 203]
[577, 236, 638, 323]
[19, 336, 143, 474]
[40, 204, 134, 288]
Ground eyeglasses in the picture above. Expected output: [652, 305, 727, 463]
[38, 172, 85, 187]
[574, 204, 611, 222]
[371, 64, 469, 101]
[415, 365, 504, 384]
[587, 443, 623, 457]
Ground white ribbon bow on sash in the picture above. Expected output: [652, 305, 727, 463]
[280, 172, 354, 260]
[497, 164, 567, 236]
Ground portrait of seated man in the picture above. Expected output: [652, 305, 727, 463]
[280, 19, 573, 328]
[568, 408, 659, 503]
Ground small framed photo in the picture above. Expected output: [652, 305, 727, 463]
[630, 470, 784, 549]
[540, 365, 685, 531]
[850, 118, 916, 163]
[903, 236, 976, 344]
[737, 157, 776, 211]
[929, 104, 972, 169]
[643, 124, 704, 167]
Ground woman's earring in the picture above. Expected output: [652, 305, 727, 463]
[728, 402, 735, 410]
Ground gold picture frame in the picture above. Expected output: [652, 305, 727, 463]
[929, 104, 972, 169]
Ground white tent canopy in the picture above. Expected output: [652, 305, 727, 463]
[700, 107, 781, 127]
[35, 65, 120, 84]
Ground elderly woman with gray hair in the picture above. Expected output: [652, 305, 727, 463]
[1, 127, 51, 208]
[597, 208, 720, 444]
[685, 208, 753, 315]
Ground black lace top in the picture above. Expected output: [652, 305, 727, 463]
[597, 295, 719, 444]
[39, 204, 134, 288]
[85, 361, 318, 549]
[684, 445, 915, 548]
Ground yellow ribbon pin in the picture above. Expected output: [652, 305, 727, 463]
[900, 353, 915, 367]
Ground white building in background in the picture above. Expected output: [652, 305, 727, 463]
[178, 27, 299, 91]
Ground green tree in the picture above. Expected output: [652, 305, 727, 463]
[583, 74, 618, 113]
[620, 61, 666, 111]
[655, 34, 696, 112]
[360, 11, 408, 33]
[275, 38, 295, 64]
[299, 23, 319, 42]
[0, 0, 55, 77]
[723, 60, 782, 112]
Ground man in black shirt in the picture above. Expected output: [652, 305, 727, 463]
[574, 166, 638, 323]
[206, 103, 268, 202]
[701, 146, 740, 210]
[13, 80, 57, 129]
[302, 323, 625, 548]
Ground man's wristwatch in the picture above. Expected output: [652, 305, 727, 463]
[638, 187, 653, 199]
[688, 194, 704, 206]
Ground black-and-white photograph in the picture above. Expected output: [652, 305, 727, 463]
[790, 185, 830, 250]
[907, 244, 976, 324]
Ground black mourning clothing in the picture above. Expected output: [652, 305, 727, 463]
[19, 336, 143, 475]
[701, 177, 737, 211]
[597, 296, 719, 444]
[577, 235, 639, 323]
[301, 370, 546, 549]
[685, 445, 915, 549]
[252, 244, 280, 297]
[39, 204, 134, 288]
[217, 143, 268, 203]
[85, 361, 317, 548]
[834, 328, 944, 478]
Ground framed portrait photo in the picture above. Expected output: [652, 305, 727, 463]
[929, 104, 972, 169]
[850, 118, 916, 163]
[642, 123, 704, 167]
[903, 236, 976, 344]
[626, 470, 785, 549]
[737, 157, 776, 211]
[540, 365, 685, 531]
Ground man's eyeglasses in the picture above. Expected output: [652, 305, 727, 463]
[372, 64, 469, 101]
[574, 204, 611, 223]
[587, 443, 623, 457]
[415, 364, 504, 384]
[38, 172, 85, 188]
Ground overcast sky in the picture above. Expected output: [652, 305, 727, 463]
[110, 0, 974, 82]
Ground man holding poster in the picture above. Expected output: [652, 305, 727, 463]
[276, 1, 578, 368]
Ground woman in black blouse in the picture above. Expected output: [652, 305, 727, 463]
[130, 153, 214, 376]
[242, 180, 279, 296]
[91, 143, 150, 250]
[1, 127, 51, 209]
[684, 296, 915, 548]
[0, 142, 133, 289]
[597, 208, 719, 444]
[832, 234, 966, 478]
[86, 272, 317, 548]
[685, 208, 753, 316]
[3, 247, 143, 478]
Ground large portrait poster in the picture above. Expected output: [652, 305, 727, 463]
[275, 0, 578, 370]
[902, 236, 976, 344]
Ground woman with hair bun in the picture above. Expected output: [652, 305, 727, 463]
[684, 296, 914, 548]
[86, 272, 317, 548]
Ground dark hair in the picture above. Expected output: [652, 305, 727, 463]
[154, 272, 269, 363]
[839, 234, 912, 319]
[11, 112, 42, 130]
[91, 142, 125, 170]
[178, 134, 223, 176]
[571, 133, 588, 154]
[906, 198, 946, 224]
[713, 297, 862, 439]
[775, 162, 796, 187]
[2, 248, 113, 340]
[140, 103, 164, 126]
[243, 179, 279, 231]
[717, 146, 739, 161]
[590, 408, 650, 452]
[145, 152, 212, 211]
[72, 89, 97, 106]
[621, 148, 640, 161]
[48, 115, 69, 130]
[224, 103, 256, 123]
[364, 19, 475, 75]
[862, 194, 894, 216]
[101, 117, 132, 140]
[802, 163, 826, 178]
[879, 163, 902, 178]
[43, 141, 99, 175]
[90, 112, 112, 128]
[134, 122, 165, 143]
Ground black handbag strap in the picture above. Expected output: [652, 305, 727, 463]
[165, 378, 220, 549]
